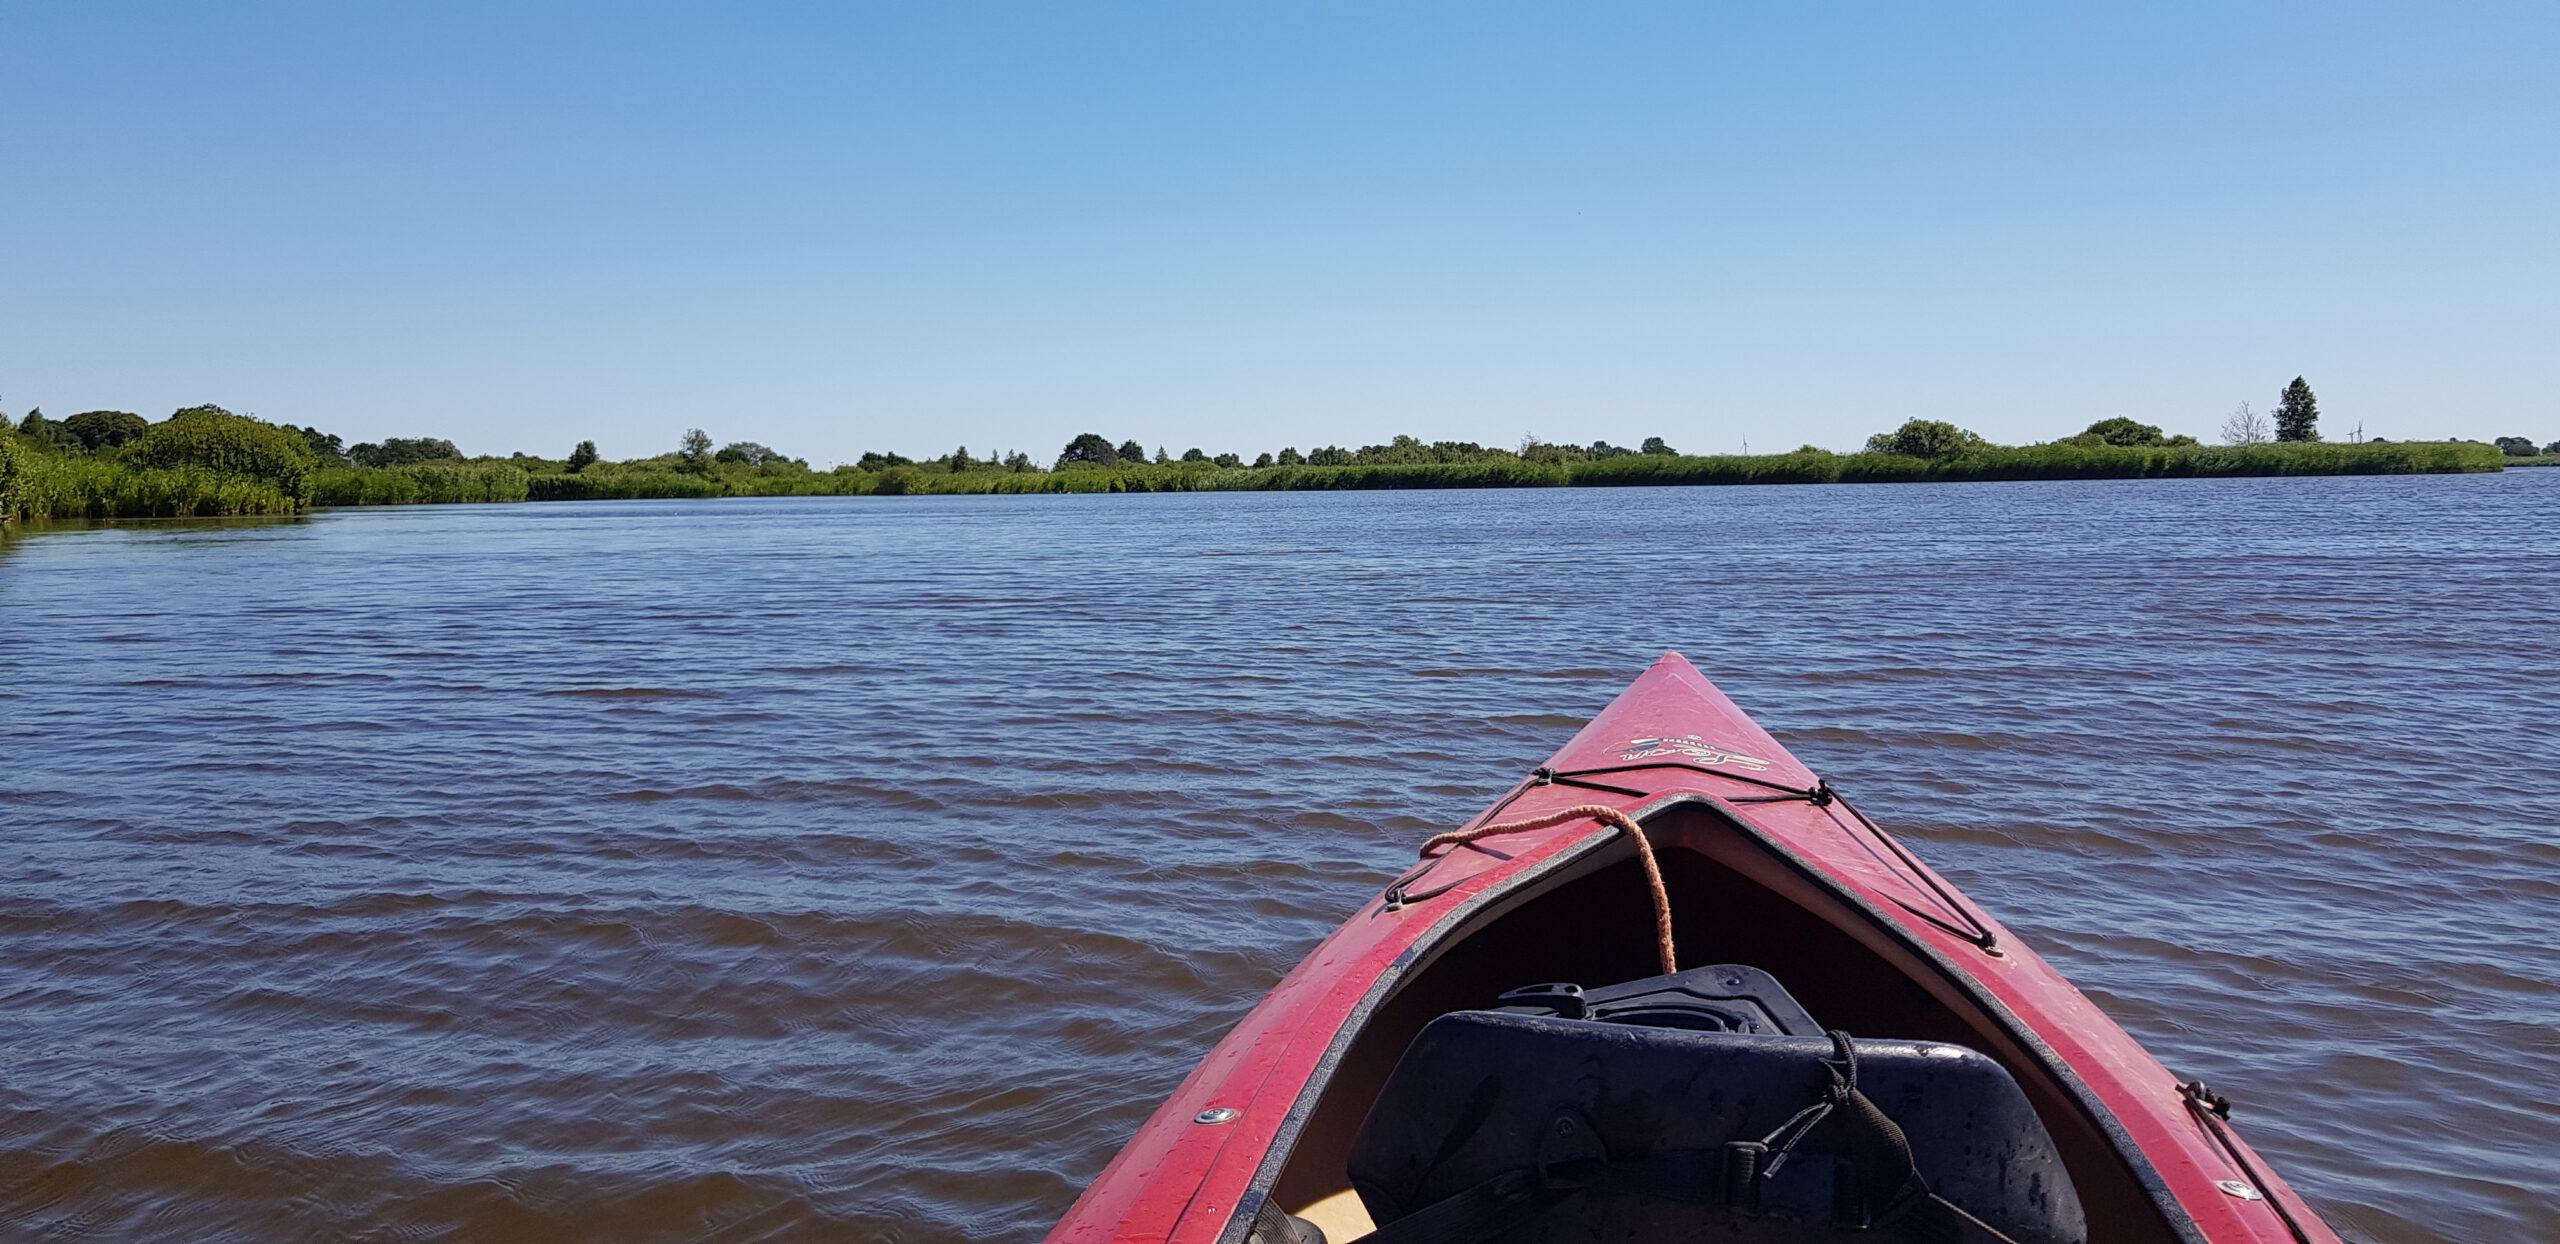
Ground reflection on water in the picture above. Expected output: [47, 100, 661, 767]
[1, 476, 2554, 1243]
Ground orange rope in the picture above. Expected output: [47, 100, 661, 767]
[1420, 804, 1677, 976]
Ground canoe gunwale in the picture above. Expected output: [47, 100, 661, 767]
[1210, 789, 2215, 1244]
[1048, 654, 2337, 1244]
[1211, 820, 1636, 1244]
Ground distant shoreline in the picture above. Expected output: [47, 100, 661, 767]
[0, 436, 2524, 524]
[473, 439, 2510, 504]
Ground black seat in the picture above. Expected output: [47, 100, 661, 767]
[1347, 1004, 2086, 1244]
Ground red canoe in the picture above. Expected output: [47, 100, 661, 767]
[1048, 654, 2339, 1244]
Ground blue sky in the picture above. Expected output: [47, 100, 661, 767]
[5, 3, 2553, 464]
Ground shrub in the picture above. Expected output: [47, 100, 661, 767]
[125, 411, 315, 504]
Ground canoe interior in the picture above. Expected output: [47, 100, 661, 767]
[1270, 798, 2182, 1244]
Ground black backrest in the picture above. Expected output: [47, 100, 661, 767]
[1348, 1012, 2086, 1244]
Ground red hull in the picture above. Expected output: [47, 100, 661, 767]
[1048, 654, 2338, 1244]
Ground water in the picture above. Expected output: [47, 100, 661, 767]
[2, 474, 2554, 1243]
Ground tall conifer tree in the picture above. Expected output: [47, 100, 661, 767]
[2275, 377, 2320, 442]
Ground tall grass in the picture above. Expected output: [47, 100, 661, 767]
[1569, 440, 2503, 486]
[1234, 460, 1568, 490]
[310, 462, 531, 506]
[9, 453, 300, 518]
[4, 436, 2503, 525]
[527, 471, 728, 500]
[0, 436, 23, 518]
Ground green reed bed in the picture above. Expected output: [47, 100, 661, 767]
[3, 429, 2511, 528]
[7, 453, 300, 519]
[1568, 440, 2502, 487]
[1569, 451, 1846, 487]
[1234, 459, 1570, 490]
[970, 465, 1229, 493]
[310, 462, 531, 506]
[853, 460, 1568, 494]
[369, 439, 2521, 508]
[525, 471, 728, 501]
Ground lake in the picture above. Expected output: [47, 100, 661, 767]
[2, 472, 2554, 1243]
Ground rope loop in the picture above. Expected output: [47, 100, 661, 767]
[1417, 804, 1676, 976]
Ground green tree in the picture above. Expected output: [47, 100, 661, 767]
[2274, 377, 2320, 442]
[1179, 447, 1207, 462]
[16, 409, 78, 451]
[2077, 417, 2168, 446]
[1640, 436, 1677, 456]
[717, 441, 780, 467]
[1003, 450, 1035, 472]
[1275, 447, 1304, 465]
[1517, 435, 1591, 464]
[678, 428, 714, 475]
[1212, 452, 1241, 468]
[1865, 419, 1986, 459]
[125, 410, 317, 503]
[1116, 439, 1147, 464]
[858, 450, 915, 471]
[61, 410, 148, 450]
[947, 445, 977, 472]
[281, 424, 346, 461]
[566, 440, 599, 473]
[2493, 436, 2540, 457]
[1351, 436, 1495, 465]
[1056, 433, 1119, 468]
[1307, 445, 1353, 466]
[1253, 452, 1275, 468]
[349, 437, 461, 467]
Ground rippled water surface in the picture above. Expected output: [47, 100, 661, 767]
[3, 475, 2555, 1243]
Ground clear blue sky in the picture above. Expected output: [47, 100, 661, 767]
[5, 3, 2553, 464]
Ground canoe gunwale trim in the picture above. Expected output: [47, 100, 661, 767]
[1212, 821, 1633, 1244]
[1388, 765, 2007, 957]
[1211, 789, 2215, 1244]
[1648, 790, 2209, 1244]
